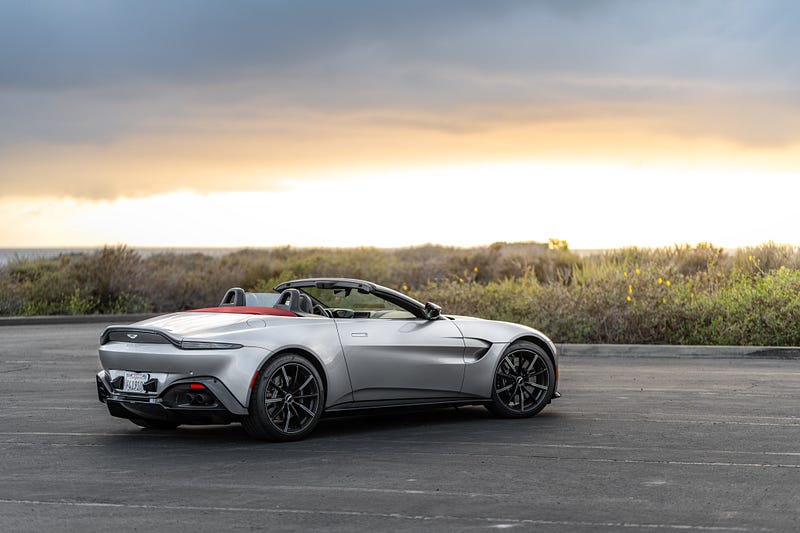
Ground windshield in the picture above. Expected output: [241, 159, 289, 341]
[300, 287, 416, 319]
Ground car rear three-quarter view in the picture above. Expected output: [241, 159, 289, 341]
[96, 278, 559, 441]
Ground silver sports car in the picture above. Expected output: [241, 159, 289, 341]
[96, 278, 559, 441]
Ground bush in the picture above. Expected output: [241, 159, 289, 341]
[2, 241, 800, 346]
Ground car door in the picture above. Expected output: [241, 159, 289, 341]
[335, 317, 466, 402]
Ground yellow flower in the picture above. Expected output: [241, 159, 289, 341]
[459, 277, 464, 283]
[628, 285, 633, 294]
[626, 295, 632, 302]
[623, 271, 628, 277]
[666, 280, 671, 287]
[635, 268, 641, 275]
[662, 297, 666, 304]
[473, 266, 479, 273]
[690, 293, 695, 299]
[402, 283, 408, 291]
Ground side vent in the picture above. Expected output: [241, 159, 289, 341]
[464, 338, 493, 363]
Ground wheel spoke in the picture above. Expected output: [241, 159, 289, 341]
[497, 382, 514, 394]
[521, 383, 542, 403]
[519, 383, 525, 411]
[268, 404, 281, 424]
[523, 380, 548, 391]
[289, 403, 302, 422]
[283, 405, 292, 432]
[526, 386, 537, 402]
[281, 366, 291, 388]
[294, 402, 315, 418]
[269, 377, 288, 396]
[295, 375, 314, 393]
[293, 393, 319, 400]
[264, 397, 282, 405]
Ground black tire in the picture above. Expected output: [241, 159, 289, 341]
[242, 353, 324, 442]
[130, 418, 179, 430]
[486, 341, 555, 418]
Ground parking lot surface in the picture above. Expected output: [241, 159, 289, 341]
[1, 323, 798, 532]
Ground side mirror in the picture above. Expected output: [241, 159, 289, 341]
[423, 302, 442, 320]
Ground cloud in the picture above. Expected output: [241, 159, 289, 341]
[2, 0, 800, 199]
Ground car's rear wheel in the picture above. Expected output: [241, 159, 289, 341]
[130, 418, 179, 430]
[487, 341, 555, 418]
[242, 354, 324, 441]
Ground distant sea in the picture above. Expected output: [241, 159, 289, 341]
[0, 248, 241, 266]
[0, 246, 608, 267]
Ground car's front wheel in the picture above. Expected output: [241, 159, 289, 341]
[242, 354, 324, 441]
[487, 341, 555, 418]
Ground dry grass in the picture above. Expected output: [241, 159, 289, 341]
[3, 241, 800, 345]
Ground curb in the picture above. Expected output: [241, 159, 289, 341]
[557, 343, 800, 359]
[0, 314, 158, 327]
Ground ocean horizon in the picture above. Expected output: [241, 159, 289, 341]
[0, 247, 246, 266]
[0, 244, 692, 266]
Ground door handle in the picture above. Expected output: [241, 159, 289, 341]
[351, 332, 368, 337]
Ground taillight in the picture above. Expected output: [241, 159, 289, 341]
[180, 340, 243, 350]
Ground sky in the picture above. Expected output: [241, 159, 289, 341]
[1, 0, 799, 249]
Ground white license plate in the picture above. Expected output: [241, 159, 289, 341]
[123, 371, 150, 393]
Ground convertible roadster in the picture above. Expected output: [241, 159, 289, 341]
[96, 278, 559, 441]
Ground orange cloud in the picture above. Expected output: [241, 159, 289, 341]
[3, 103, 800, 200]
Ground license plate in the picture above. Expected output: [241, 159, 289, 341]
[123, 371, 150, 393]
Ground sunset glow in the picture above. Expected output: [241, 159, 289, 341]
[2, 162, 797, 250]
[2, 2, 799, 249]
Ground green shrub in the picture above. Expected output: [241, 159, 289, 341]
[3, 241, 800, 346]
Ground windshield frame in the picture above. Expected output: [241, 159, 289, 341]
[275, 278, 427, 319]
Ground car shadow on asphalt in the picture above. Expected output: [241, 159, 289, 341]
[107, 405, 562, 445]
[314, 406, 498, 437]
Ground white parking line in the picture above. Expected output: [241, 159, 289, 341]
[0, 499, 768, 532]
[345, 449, 800, 469]
[1, 432, 799, 469]
[362, 439, 800, 459]
[558, 413, 800, 428]
[556, 410, 800, 421]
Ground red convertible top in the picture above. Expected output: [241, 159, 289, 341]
[188, 306, 297, 317]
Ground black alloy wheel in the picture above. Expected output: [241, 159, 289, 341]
[487, 341, 555, 418]
[243, 354, 324, 441]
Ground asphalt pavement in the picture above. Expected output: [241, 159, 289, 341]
[0, 322, 798, 532]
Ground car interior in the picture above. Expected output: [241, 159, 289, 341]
[217, 286, 418, 320]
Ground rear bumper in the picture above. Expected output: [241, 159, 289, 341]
[96, 371, 248, 425]
[105, 398, 239, 425]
